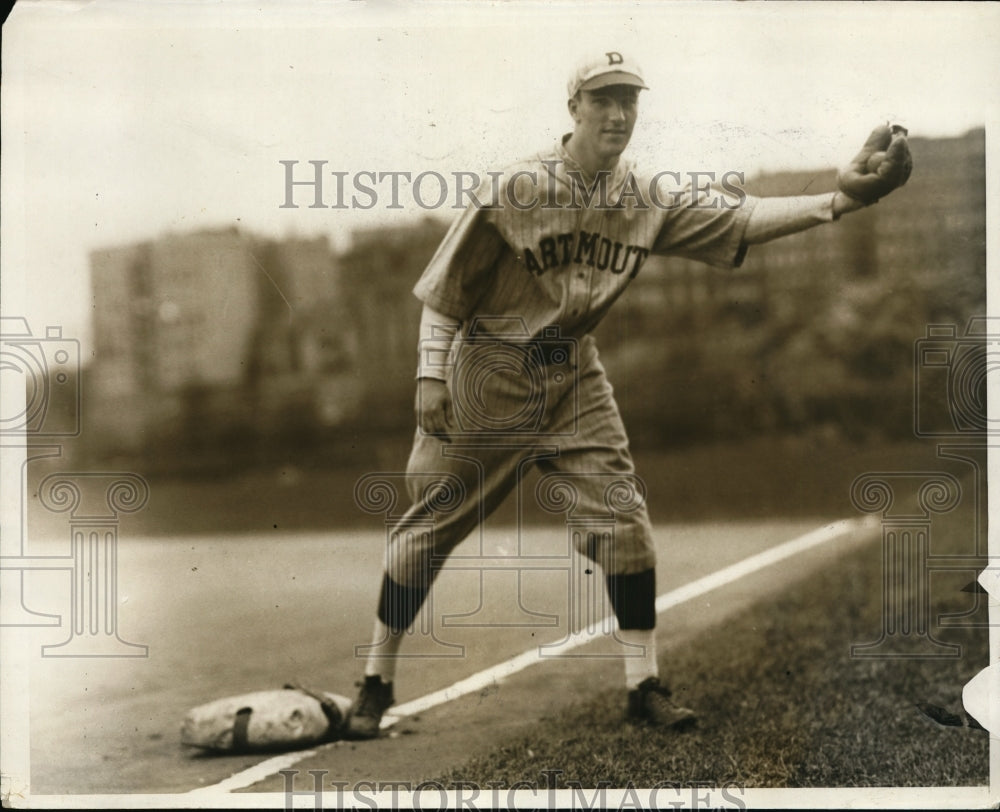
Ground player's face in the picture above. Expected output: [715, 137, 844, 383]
[569, 85, 639, 160]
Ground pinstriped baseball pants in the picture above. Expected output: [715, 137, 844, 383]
[384, 334, 656, 589]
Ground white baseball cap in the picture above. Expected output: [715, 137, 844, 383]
[567, 50, 649, 98]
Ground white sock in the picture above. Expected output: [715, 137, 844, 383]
[618, 628, 658, 690]
[363, 618, 403, 684]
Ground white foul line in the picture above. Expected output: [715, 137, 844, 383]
[186, 749, 321, 797]
[188, 517, 872, 796]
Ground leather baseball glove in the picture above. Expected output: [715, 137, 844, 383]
[838, 124, 913, 205]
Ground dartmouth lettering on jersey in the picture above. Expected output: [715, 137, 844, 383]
[521, 231, 650, 278]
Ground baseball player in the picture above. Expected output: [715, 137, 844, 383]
[345, 50, 912, 739]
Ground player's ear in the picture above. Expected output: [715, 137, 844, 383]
[567, 93, 581, 122]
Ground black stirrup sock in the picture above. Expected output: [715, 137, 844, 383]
[377, 573, 432, 633]
[605, 568, 657, 631]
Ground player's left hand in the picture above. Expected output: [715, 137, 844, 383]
[837, 124, 913, 205]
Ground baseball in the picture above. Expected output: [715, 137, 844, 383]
[866, 150, 887, 174]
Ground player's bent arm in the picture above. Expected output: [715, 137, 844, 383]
[415, 304, 460, 440]
[742, 192, 864, 245]
[415, 304, 460, 381]
[416, 378, 453, 440]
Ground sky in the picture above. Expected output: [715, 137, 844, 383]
[2, 0, 998, 353]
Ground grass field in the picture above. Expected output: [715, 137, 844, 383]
[430, 507, 989, 789]
[22, 433, 990, 799]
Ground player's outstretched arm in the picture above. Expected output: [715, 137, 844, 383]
[742, 124, 912, 245]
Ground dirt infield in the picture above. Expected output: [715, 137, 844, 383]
[18, 435, 987, 803]
[25, 520, 857, 797]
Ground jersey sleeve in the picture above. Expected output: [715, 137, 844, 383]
[412, 202, 507, 321]
[650, 176, 759, 269]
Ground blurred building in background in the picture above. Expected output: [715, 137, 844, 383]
[597, 128, 986, 445]
[85, 129, 985, 470]
[88, 227, 362, 468]
[338, 219, 449, 429]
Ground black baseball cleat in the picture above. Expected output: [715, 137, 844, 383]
[346, 675, 395, 740]
[627, 677, 697, 729]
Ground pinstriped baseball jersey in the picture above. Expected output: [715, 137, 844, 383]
[413, 136, 759, 340]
